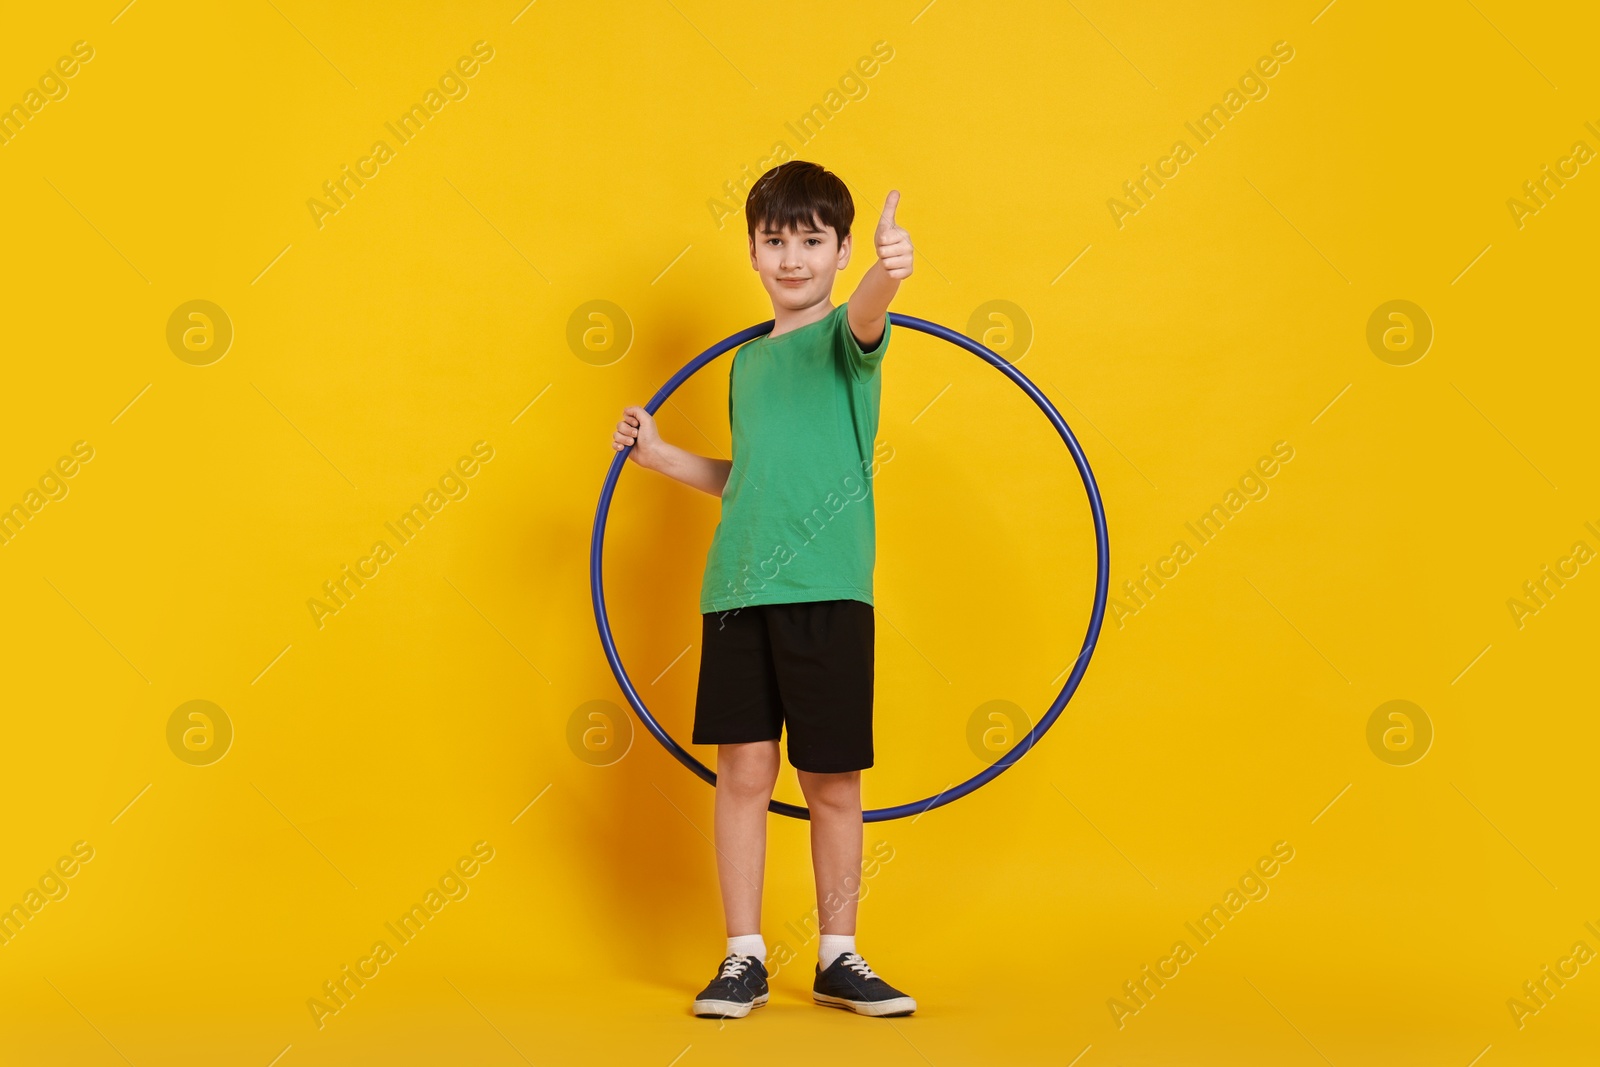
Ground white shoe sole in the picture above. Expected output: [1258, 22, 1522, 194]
[813, 992, 917, 1017]
[693, 992, 769, 1018]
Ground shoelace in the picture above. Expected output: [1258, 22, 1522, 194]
[719, 954, 753, 980]
[840, 953, 881, 981]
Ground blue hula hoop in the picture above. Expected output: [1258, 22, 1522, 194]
[590, 312, 1110, 822]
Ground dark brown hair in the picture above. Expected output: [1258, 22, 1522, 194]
[745, 160, 854, 245]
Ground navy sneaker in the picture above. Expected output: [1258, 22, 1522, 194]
[813, 952, 917, 1017]
[692, 953, 769, 1018]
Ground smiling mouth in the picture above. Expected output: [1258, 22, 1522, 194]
[778, 278, 808, 286]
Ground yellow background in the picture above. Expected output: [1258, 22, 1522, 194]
[2, 1, 1596, 1063]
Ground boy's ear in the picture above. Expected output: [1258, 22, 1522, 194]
[748, 234, 759, 269]
[836, 231, 852, 270]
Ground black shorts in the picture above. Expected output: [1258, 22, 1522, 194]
[692, 598, 875, 773]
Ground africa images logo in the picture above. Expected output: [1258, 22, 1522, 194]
[711, 441, 894, 625]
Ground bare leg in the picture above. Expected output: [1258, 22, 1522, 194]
[796, 769, 863, 935]
[714, 741, 780, 935]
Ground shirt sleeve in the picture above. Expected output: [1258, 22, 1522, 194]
[839, 302, 890, 384]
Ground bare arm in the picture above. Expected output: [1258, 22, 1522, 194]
[612, 406, 730, 497]
[846, 189, 913, 349]
[847, 261, 899, 350]
[641, 442, 731, 497]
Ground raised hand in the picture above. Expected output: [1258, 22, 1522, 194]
[874, 190, 914, 281]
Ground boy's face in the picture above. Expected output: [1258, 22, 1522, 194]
[748, 217, 852, 312]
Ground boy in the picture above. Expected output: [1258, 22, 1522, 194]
[610, 160, 915, 1018]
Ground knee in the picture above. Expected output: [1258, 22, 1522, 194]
[718, 746, 779, 798]
[798, 770, 860, 813]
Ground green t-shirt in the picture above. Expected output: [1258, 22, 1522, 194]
[699, 301, 890, 615]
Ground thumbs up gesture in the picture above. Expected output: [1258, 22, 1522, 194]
[874, 189, 914, 280]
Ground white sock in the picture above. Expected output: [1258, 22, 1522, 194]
[727, 934, 766, 961]
[819, 934, 856, 968]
